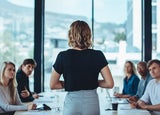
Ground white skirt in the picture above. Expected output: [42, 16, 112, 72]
[63, 89, 100, 115]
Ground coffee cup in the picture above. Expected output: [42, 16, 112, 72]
[112, 103, 118, 110]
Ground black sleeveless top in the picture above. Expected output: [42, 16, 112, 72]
[53, 49, 108, 91]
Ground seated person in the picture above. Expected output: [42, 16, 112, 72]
[0, 61, 36, 113]
[128, 61, 152, 103]
[114, 61, 140, 98]
[131, 59, 160, 115]
[16, 58, 39, 102]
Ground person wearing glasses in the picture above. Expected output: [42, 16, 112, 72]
[50, 20, 114, 115]
[16, 58, 39, 102]
[0, 61, 36, 113]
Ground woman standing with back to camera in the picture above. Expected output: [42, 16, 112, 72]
[50, 20, 114, 115]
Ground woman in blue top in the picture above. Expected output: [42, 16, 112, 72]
[114, 61, 140, 98]
[50, 20, 114, 115]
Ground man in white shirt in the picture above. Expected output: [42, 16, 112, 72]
[136, 59, 160, 115]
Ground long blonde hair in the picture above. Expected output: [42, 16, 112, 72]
[0, 61, 17, 104]
[124, 61, 137, 76]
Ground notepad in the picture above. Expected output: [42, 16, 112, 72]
[34, 98, 53, 103]
[117, 98, 129, 104]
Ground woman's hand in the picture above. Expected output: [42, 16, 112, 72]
[27, 103, 37, 110]
[114, 92, 123, 98]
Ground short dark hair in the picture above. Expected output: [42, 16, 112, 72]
[147, 59, 160, 68]
[22, 58, 37, 66]
[19, 58, 37, 70]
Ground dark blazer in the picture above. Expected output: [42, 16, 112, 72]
[16, 69, 34, 102]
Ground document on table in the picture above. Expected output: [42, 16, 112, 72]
[117, 98, 129, 104]
[34, 97, 54, 103]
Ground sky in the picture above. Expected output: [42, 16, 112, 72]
[8, 0, 127, 24]
[94, 0, 127, 23]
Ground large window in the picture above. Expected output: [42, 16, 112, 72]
[1, 0, 155, 94]
[152, 0, 160, 59]
[94, 0, 142, 93]
[44, 0, 92, 91]
[44, 0, 142, 94]
[0, 0, 35, 91]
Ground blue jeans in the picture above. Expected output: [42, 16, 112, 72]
[63, 89, 100, 115]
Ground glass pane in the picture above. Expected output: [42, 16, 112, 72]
[152, 6, 157, 25]
[45, 0, 91, 91]
[0, 0, 35, 91]
[94, 0, 142, 94]
[152, 0, 160, 59]
[45, 0, 142, 96]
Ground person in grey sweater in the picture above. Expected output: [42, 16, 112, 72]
[0, 61, 36, 113]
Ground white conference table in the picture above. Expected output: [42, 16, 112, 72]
[15, 90, 65, 115]
[14, 90, 151, 115]
[118, 103, 151, 115]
